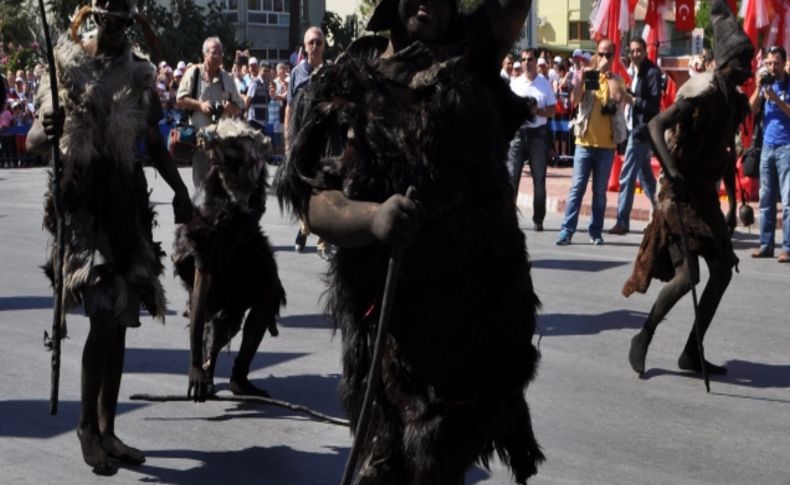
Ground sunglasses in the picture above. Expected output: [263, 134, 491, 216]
[598, 52, 614, 58]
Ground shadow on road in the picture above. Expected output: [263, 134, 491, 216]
[538, 309, 647, 337]
[532, 258, 628, 272]
[278, 313, 331, 329]
[641, 359, 790, 392]
[124, 348, 308, 377]
[0, 400, 146, 438]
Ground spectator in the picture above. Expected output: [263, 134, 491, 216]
[537, 57, 549, 81]
[609, 37, 661, 235]
[245, 57, 269, 130]
[283, 25, 331, 259]
[500, 53, 515, 80]
[176, 36, 244, 188]
[0, 70, 6, 109]
[749, 45, 790, 262]
[507, 47, 556, 231]
[273, 62, 289, 103]
[549, 55, 563, 83]
[557, 38, 627, 246]
[553, 60, 573, 158]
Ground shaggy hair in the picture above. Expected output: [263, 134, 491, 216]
[39, 34, 166, 322]
[277, 34, 543, 484]
[173, 119, 285, 365]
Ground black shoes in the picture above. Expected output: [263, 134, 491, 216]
[629, 328, 653, 375]
[607, 224, 629, 235]
[677, 351, 727, 375]
[294, 230, 307, 253]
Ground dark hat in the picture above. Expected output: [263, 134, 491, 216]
[711, 0, 753, 68]
[366, 0, 459, 32]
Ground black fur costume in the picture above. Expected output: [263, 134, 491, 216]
[172, 119, 285, 372]
[276, 15, 543, 484]
[39, 35, 166, 324]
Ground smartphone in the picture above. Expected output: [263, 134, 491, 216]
[583, 70, 600, 91]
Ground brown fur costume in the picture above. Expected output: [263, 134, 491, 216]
[172, 119, 285, 373]
[277, 17, 543, 485]
[39, 34, 166, 323]
[623, 72, 746, 296]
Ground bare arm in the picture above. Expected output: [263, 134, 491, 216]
[306, 189, 418, 248]
[749, 80, 764, 114]
[647, 99, 689, 182]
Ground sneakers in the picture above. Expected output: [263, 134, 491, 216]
[607, 224, 628, 235]
[778, 251, 790, 263]
[751, 247, 774, 258]
[590, 236, 604, 246]
[294, 230, 307, 253]
[556, 230, 572, 246]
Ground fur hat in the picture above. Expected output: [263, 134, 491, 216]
[711, 0, 753, 68]
[366, 0, 459, 32]
[91, 0, 143, 17]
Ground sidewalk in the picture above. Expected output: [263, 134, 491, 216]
[515, 163, 780, 229]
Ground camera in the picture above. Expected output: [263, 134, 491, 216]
[210, 101, 224, 124]
[600, 99, 618, 116]
[761, 72, 776, 85]
[583, 70, 600, 91]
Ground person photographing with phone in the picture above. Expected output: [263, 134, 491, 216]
[748, 45, 790, 263]
[557, 38, 627, 245]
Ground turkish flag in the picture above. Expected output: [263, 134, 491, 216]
[675, 0, 695, 32]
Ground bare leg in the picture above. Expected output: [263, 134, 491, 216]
[629, 257, 695, 374]
[677, 256, 732, 375]
[97, 324, 145, 464]
[229, 299, 276, 397]
[78, 311, 118, 475]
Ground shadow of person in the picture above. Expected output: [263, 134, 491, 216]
[0, 400, 147, 439]
[640, 359, 790, 392]
[539, 309, 648, 337]
[531, 258, 628, 273]
[138, 445, 348, 485]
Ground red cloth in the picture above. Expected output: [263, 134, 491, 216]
[608, 153, 623, 192]
[660, 76, 677, 111]
[675, 0, 695, 31]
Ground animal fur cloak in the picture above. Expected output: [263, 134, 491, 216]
[623, 72, 746, 296]
[276, 16, 543, 485]
[172, 119, 285, 366]
[39, 35, 166, 324]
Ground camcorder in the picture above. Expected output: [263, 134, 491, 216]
[600, 99, 618, 116]
[761, 72, 776, 85]
[584, 70, 600, 91]
[210, 101, 224, 124]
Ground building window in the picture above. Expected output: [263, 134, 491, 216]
[247, 0, 290, 25]
[568, 21, 591, 41]
[217, 0, 238, 9]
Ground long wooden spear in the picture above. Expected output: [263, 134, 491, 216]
[37, 0, 67, 415]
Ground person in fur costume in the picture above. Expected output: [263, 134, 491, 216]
[172, 118, 285, 401]
[26, 0, 193, 474]
[624, 0, 753, 376]
[276, 0, 543, 483]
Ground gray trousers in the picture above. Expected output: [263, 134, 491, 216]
[507, 124, 549, 224]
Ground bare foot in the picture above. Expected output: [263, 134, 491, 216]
[101, 433, 146, 465]
[229, 376, 270, 397]
[77, 427, 118, 475]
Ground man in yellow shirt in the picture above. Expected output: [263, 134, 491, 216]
[557, 39, 627, 245]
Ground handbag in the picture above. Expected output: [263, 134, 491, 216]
[168, 123, 196, 164]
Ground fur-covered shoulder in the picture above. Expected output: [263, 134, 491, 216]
[676, 71, 715, 100]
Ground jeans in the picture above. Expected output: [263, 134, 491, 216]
[758, 144, 790, 253]
[507, 124, 549, 224]
[560, 145, 615, 238]
[616, 135, 656, 229]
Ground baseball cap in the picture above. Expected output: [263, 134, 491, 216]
[554, 56, 563, 64]
[513, 61, 522, 69]
[572, 49, 584, 59]
[248, 57, 259, 65]
[537, 58, 547, 66]
[582, 52, 592, 62]
[174, 68, 184, 77]
[15, 76, 25, 83]
[176, 61, 186, 70]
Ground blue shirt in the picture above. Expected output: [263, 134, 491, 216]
[287, 60, 313, 106]
[763, 77, 790, 147]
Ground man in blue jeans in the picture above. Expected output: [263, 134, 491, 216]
[749, 45, 790, 263]
[609, 37, 661, 235]
[557, 39, 627, 245]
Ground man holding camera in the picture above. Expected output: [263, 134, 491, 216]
[609, 37, 661, 235]
[177, 36, 244, 188]
[557, 38, 627, 245]
[749, 45, 790, 263]
[507, 47, 556, 231]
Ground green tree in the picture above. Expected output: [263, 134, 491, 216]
[321, 11, 358, 60]
[696, 0, 713, 49]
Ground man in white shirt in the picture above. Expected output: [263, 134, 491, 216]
[507, 48, 557, 231]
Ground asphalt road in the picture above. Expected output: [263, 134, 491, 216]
[1, 167, 788, 484]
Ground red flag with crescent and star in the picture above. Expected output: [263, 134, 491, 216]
[675, 0, 695, 32]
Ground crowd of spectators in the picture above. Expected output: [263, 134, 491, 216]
[1, 66, 42, 166]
